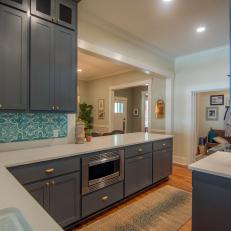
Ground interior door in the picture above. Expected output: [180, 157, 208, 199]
[113, 97, 127, 132]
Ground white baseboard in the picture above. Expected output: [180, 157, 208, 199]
[173, 155, 188, 165]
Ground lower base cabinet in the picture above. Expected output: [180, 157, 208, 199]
[153, 149, 172, 183]
[82, 182, 124, 218]
[125, 153, 153, 197]
[24, 172, 80, 227]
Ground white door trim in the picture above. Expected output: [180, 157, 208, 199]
[141, 91, 148, 132]
[109, 80, 152, 133]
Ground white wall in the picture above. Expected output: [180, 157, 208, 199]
[197, 90, 229, 138]
[78, 70, 166, 133]
[174, 46, 229, 164]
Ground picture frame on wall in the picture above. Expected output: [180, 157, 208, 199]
[98, 99, 105, 120]
[210, 95, 224, 105]
[133, 108, 139, 117]
[206, 107, 219, 121]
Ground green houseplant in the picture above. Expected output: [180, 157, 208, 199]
[78, 103, 93, 142]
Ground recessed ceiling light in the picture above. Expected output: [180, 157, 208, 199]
[77, 69, 82, 72]
[162, 0, 173, 2]
[196, 26, 206, 33]
[144, 70, 151, 75]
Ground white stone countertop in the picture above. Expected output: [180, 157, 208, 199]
[189, 151, 231, 179]
[0, 132, 172, 231]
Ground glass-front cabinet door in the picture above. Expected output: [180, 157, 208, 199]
[31, 0, 55, 21]
[0, 0, 29, 12]
[56, 0, 76, 30]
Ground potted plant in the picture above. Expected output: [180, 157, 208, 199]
[78, 103, 93, 142]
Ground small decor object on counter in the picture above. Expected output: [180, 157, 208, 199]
[206, 107, 219, 120]
[155, 99, 165, 119]
[210, 95, 224, 105]
[98, 99, 105, 120]
[76, 119, 85, 144]
[85, 128, 93, 142]
[132, 108, 139, 117]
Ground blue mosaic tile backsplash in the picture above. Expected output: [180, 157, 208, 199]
[0, 113, 68, 143]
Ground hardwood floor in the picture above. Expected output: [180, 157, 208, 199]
[73, 164, 192, 231]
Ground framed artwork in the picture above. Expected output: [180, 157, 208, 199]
[210, 95, 224, 105]
[155, 99, 165, 119]
[206, 107, 219, 121]
[98, 99, 105, 119]
[133, 108, 139, 117]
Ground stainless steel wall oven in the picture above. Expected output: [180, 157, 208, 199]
[82, 149, 124, 195]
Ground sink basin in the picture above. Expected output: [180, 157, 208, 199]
[0, 208, 32, 231]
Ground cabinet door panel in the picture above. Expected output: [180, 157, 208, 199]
[0, 0, 29, 12]
[24, 180, 49, 212]
[54, 26, 76, 112]
[153, 149, 172, 183]
[30, 16, 55, 111]
[56, 0, 76, 30]
[125, 153, 152, 197]
[0, 5, 28, 110]
[49, 173, 80, 227]
[31, 0, 55, 21]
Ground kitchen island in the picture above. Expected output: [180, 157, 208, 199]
[189, 151, 231, 231]
[0, 132, 173, 230]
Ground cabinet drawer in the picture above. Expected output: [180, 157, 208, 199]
[153, 139, 173, 151]
[82, 182, 124, 218]
[125, 143, 152, 158]
[9, 156, 80, 185]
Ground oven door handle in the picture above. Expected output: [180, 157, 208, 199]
[89, 155, 120, 166]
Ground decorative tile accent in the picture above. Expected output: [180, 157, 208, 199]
[0, 113, 68, 143]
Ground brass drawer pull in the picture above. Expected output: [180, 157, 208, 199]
[45, 168, 55, 174]
[46, 182, 50, 187]
[0, 104, 2, 108]
[51, 181, 55, 185]
[137, 156, 144, 160]
[162, 143, 166, 146]
[101, 196, 109, 201]
[138, 148, 143, 152]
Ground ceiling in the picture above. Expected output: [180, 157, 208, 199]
[79, 0, 229, 58]
[78, 49, 135, 81]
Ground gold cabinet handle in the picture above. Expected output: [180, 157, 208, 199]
[162, 143, 166, 146]
[0, 104, 2, 109]
[51, 181, 55, 185]
[101, 196, 109, 201]
[45, 168, 55, 174]
[138, 148, 143, 152]
[46, 182, 50, 187]
[56, 106, 60, 110]
[52, 106, 55, 110]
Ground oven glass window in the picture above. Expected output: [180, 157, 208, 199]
[89, 159, 120, 181]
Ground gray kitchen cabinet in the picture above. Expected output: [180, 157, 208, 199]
[24, 180, 50, 213]
[0, 4, 28, 111]
[31, 0, 55, 21]
[31, 0, 76, 30]
[192, 171, 231, 231]
[30, 16, 55, 111]
[25, 172, 80, 228]
[54, 26, 76, 112]
[125, 153, 152, 197]
[30, 16, 76, 112]
[0, 0, 29, 12]
[56, 0, 76, 30]
[153, 149, 172, 183]
[50, 172, 80, 227]
[82, 182, 124, 218]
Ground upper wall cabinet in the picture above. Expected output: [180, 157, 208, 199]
[31, 0, 76, 30]
[30, 16, 76, 112]
[0, 0, 29, 12]
[0, 4, 28, 111]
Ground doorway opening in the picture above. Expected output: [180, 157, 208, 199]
[109, 81, 151, 133]
[192, 89, 229, 162]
